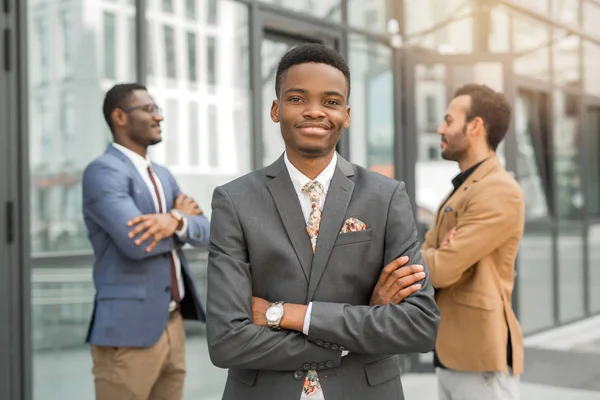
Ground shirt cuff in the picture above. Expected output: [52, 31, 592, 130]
[175, 216, 188, 239]
[342, 350, 349, 357]
[302, 302, 313, 335]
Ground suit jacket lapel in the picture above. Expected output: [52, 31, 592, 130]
[106, 145, 156, 213]
[434, 155, 501, 233]
[266, 156, 313, 281]
[307, 156, 355, 301]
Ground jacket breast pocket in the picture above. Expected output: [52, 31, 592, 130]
[334, 228, 373, 247]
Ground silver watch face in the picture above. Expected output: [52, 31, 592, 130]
[266, 305, 283, 322]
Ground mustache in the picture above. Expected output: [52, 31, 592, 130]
[295, 121, 333, 129]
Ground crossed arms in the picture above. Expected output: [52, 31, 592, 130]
[82, 160, 210, 259]
[206, 183, 440, 371]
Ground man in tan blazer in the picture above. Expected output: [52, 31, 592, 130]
[421, 84, 525, 400]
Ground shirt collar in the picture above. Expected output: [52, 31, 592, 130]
[112, 142, 152, 170]
[451, 158, 487, 189]
[284, 152, 338, 196]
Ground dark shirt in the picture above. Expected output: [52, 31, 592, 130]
[432, 159, 513, 370]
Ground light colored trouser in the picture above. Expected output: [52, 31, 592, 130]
[437, 367, 520, 400]
[90, 311, 186, 400]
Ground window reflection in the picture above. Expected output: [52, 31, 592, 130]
[259, 0, 341, 21]
[29, 1, 250, 398]
[348, 35, 394, 177]
[347, 0, 391, 33]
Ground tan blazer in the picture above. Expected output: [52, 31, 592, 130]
[422, 155, 525, 375]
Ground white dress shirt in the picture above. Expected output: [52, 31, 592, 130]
[283, 152, 346, 400]
[113, 143, 186, 312]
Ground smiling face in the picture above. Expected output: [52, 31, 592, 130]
[270, 62, 350, 160]
[112, 89, 163, 148]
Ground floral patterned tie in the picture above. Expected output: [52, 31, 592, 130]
[301, 181, 324, 397]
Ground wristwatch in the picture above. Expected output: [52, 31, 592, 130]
[265, 301, 285, 331]
[169, 209, 185, 231]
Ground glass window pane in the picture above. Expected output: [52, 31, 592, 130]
[162, 0, 174, 13]
[553, 30, 580, 88]
[206, 0, 218, 24]
[513, 16, 551, 81]
[513, 91, 554, 333]
[260, 37, 293, 166]
[585, 108, 600, 217]
[583, 41, 600, 97]
[347, 0, 392, 33]
[552, 0, 579, 26]
[206, 36, 217, 86]
[207, 104, 219, 168]
[404, 0, 474, 54]
[348, 35, 394, 178]
[259, 0, 341, 21]
[590, 223, 600, 313]
[583, 0, 600, 38]
[103, 12, 116, 79]
[186, 0, 197, 20]
[187, 32, 197, 82]
[189, 102, 200, 166]
[164, 26, 177, 79]
[553, 90, 585, 323]
[165, 99, 179, 165]
[28, 0, 251, 398]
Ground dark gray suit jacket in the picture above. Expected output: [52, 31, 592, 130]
[206, 154, 440, 400]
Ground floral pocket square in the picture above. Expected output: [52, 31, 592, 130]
[339, 218, 367, 234]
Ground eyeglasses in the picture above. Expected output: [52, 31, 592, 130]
[120, 104, 162, 116]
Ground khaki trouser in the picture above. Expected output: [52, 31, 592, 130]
[437, 367, 520, 400]
[90, 311, 186, 400]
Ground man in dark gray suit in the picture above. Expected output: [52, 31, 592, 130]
[206, 43, 440, 400]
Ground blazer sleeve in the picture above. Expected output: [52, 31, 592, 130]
[167, 172, 210, 248]
[306, 182, 440, 355]
[206, 186, 342, 371]
[82, 160, 175, 260]
[421, 182, 524, 289]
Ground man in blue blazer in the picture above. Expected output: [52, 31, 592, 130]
[82, 83, 210, 400]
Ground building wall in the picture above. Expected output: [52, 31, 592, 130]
[12, 0, 600, 398]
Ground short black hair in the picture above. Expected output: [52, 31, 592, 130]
[103, 83, 147, 133]
[454, 84, 512, 151]
[275, 43, 351, 98]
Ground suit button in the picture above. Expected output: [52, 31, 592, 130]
[316, 340, 324, 346]
[293, 370, 305, 381]
[339, 346, 346, 350]
[323, 342, 331, 349]
[326, 360, 334, 368]
[165, 286, 171, 293]
[302, 363, 310, 370]
[318, 363, 326, 370]
[331, 344, 339, 350]
[194, 233, 200, 239]
[310, 363, 318, 370]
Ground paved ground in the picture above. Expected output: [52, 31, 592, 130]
[34, 315, 600, 399]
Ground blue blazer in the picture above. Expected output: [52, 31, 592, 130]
[82, 144, 210, 348]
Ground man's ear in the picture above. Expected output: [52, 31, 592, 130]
[270, 100, 280, 123]
[111, 108, 127, 130]
[343, 105, 351, 129]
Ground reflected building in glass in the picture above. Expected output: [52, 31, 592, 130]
[2, 0, 600, 399]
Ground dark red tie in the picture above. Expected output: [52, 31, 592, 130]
[147, 166, 181, 304]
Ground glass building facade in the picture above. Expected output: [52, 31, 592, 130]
[1, 0, 600, 398]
